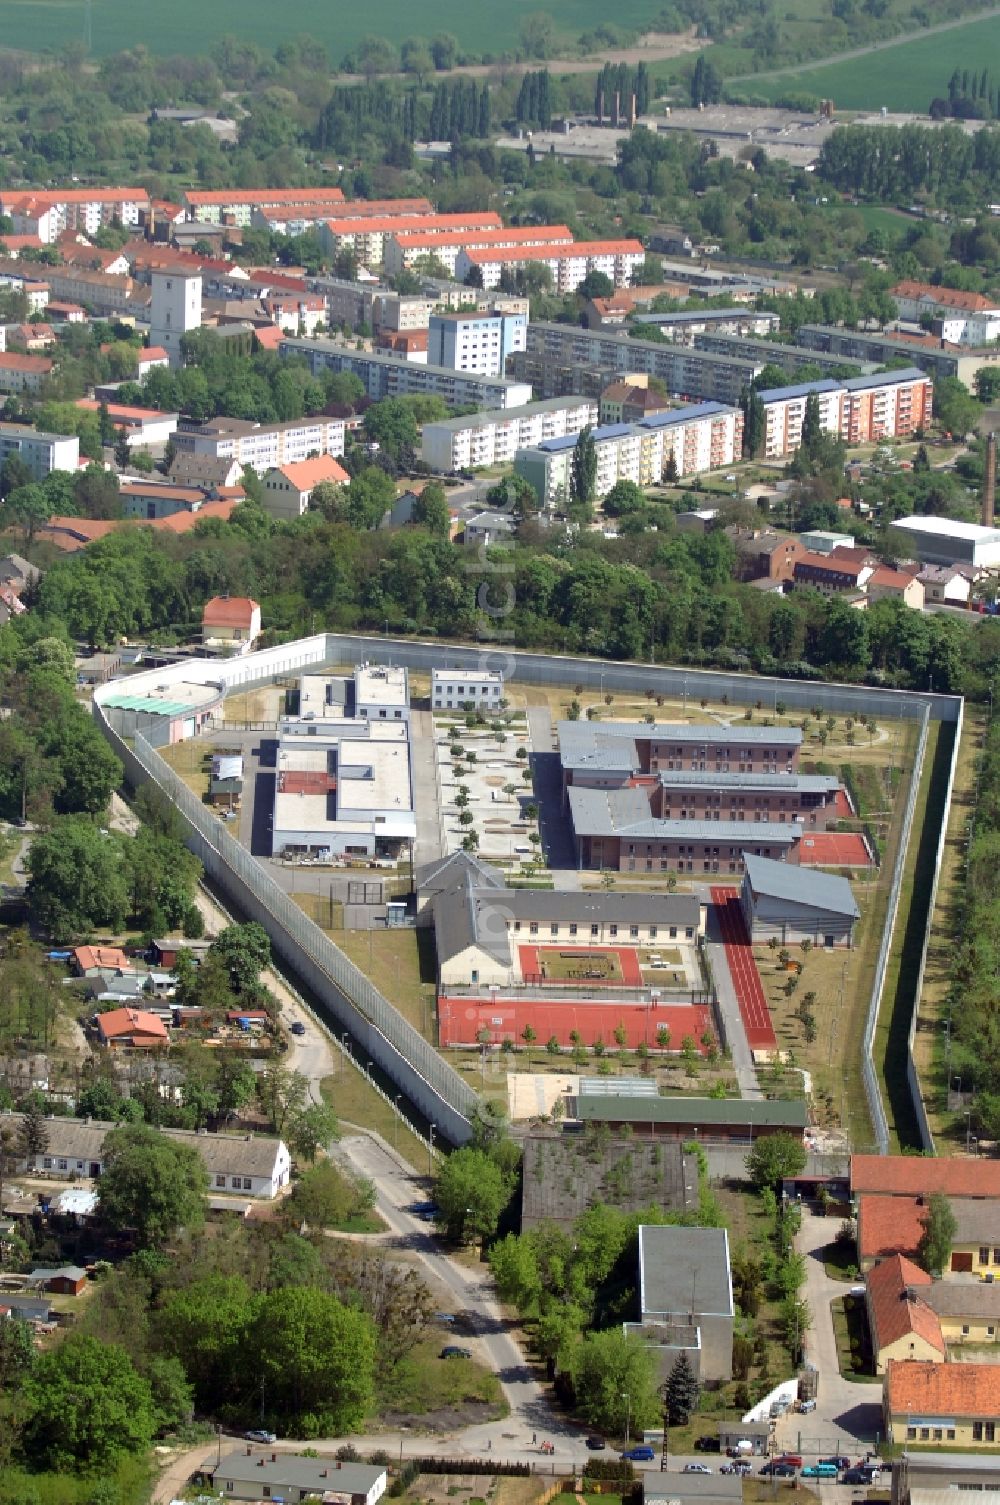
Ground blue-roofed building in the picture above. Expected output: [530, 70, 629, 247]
[513, 400, 744, 510]
[761, 367, 933, 458]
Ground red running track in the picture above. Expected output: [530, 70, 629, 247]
[710, 885, 777, 1052]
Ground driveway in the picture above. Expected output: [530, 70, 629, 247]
[776, 1207, 882, 1457]
[526, 706, 576, 871]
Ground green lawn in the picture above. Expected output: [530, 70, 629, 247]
[747, 12, 1000, 110]
[831, 1295, 880, 1383]
[375, 1333, 507, 1419]
[1, 0, 664, 60]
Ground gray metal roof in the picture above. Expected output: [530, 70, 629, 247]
[901, 1453, 1000, 1476]
[658, 770, 838, 792]
[743, 853, 859, 919]
[576, 1093, 807, 1128]
[639, 1224, 733, 1318]
[636, 402, 733, 429]
[579, 1075, 659, 1097]
[558, 719, 802, 747]
[423, 396, 594, 435]
[417, 850, 504, 896]
[757, 377, 842, 402]
[209, 1451, 386, 1495]
[633, 307, 775, 325]
[567, 786, 802, 842]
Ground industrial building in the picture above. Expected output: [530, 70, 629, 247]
[624, 1225, 734, 1383]
[889, 515, 1000, 569]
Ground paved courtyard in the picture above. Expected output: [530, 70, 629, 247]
[434, 713, 540, 864]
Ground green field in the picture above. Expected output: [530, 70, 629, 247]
[0, 0, 664, 60]
[748, 11, 1000, 110]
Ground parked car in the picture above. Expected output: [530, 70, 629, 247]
[799, 1398, 817, 1413]
[682, 1464, 712, 1474]
[290, 1020, 306, 1036]
[696, 1437, 721, 1453]
[720, 1463, 751, 1475]
[435, 1312, 457, 1325]
[802, 1464, 840, 1478]
[245, 1430, 277, 1444]
[842, 1470, 872, 1485]
[439, 1346, 472, 1359]
[585, 1437, 606, 1451]
[622, 1446, 655, 1462]
[774, 1455, 803, 1469]
[820, 1457, 851, 1471]
[760, 1464, 797, 1478]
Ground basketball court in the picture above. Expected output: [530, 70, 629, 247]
[799, 832, 871, 867]
[518, 944, 643, 987]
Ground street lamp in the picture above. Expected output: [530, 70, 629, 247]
[953, 1074, 963, 1100]
[621, 1391, 631, 1446]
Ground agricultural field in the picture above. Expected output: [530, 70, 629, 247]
[1, 0, 665, 61]
[747, 10, 1000, 111]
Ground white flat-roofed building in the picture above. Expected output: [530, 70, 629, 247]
[0, 187, 149, 243]
[355, 663, 409, 723]
[515, 422, 642, 511]
[427, 310, 527, 379]
[889, 515, 1000, 569]
[385, 222, 572, 277]
[0, 423, 79, 479]
[457, 239, 646, 293]
[421, 396, 597, 473]
[272, 721, 415, 860]
[432, 669, 503, 711]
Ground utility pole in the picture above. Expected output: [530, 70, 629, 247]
[659, 1383, 670, 1472]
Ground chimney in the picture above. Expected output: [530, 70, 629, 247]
[984, 431, 997, 527]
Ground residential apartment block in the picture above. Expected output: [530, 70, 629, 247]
[0, 187, 149, 243]
[321, 211, 503, 269]
[796, 323, 1000, 393]
[384, 223, 572, 277]
[0, 423, 79, 479]
[457, 239, 646, 293]
[691, 330, 877, 378]
[182, 186, 345, 225]
[631, 307, 781, 343]
[173, 414, 346, 475]
[427, 309, 527, 378]
[279, 337, 532, 409]
[760, 370, 933, 458]
[517, 322, 762, 405]
[421, 396, 598, 472]
[514, 402, 743, 509]
[254, 194, 432, 236]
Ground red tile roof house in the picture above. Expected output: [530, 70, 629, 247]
[96, 1007, 168, 1049]
[866, 1254, 945, 1373]
[884, 1358, 1000, 1447]
[857, 1193, 929, 1269]
[72, 945, 133, 976]
[851, 1153, 1000, 1201]
[261, 454, 348, 521]
[201, 595, 262, 655]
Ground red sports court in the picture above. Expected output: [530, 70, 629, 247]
[799, 832, 871, 867]
[438, 996, 713, 1050]
[517, 943, 644, 988]
[710, 885, 777, 1052]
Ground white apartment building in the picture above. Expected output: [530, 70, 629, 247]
[384, 224, 573, 277]
[456, 240, 646, 294]
[431, 668, 504, 711]
[421, 396, 598, 472]
[319, 212, 502, 269]
[176, 415, 346, 475]
[253, 196, 432, 237]
[0, 353, 52, 396]
[515, 403, 743, 509]
[150, 268, 202, 369]
[427, 310, 527, 378]
[891, 279, 1000, 345]
[760, 370, 933, 458]
[279, 337, 532, 410]
[0, 423, 79, 479]
[0, 188, 149, 244]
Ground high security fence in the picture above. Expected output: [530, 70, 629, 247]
[905, 701, 965, 1154]
[95, 660, 477, 1142]
[860, 705, 931, 1155]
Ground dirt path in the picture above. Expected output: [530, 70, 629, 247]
[729, 3, 1000, 83]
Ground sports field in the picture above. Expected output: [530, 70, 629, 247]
[750, 11, 1000, 111]
[0, 0, 664, 60]
[517, 944, 643, 987]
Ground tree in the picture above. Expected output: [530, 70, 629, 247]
[258, 1063, 309, 1134]
[363, 397, 419, 470]
[664, 1349, 701, 1425]
[411, 481, 450, 534]
[434, 1145, 512, 1243]
[918, 1191, 957, 1276]
[603, 479, 646, 517]
[97, 1123, 208, 1246]
[286, 1101, 340, 1162]
[1, 483, 50, 545]
[211, 922, 271, 996]
[18, 1096, 49, 1159]
[0, 1314, 34, 1392]
[570, 1329, 659, 1434]
[934, 376, 981, 438]
[519, 10, 555, 58]
[250, 1286, 376, 1434]
[156, 1274, 251, 1408]
[284, 1160, 374, 1229]
[571, 425, 598, 508]
[26, 818, 129, 942]
[577, 270, 614, 301]
[745, 1133, 807, 1190]
[20, 1334, 157, 1470]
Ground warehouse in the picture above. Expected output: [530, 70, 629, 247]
[889, 514, 1000, 569]
[740, 853, 859, 947]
